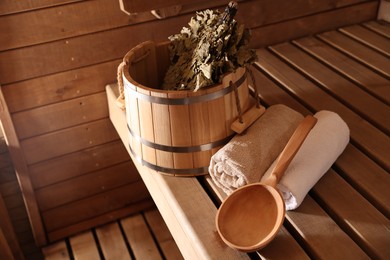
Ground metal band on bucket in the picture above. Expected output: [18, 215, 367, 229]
[128, 125, 234, 153]
[128, 143, 208, 175]
[124, 73, 246, 105]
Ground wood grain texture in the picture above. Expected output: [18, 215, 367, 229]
[269, 42, 390, 134]
[250, 1, 378, 47]
[43, 181, 150, 232]
[318, 30, 390, 77]
[35, 162, 141, 211]
[293, 36, 390, 104]
[0, 0, 84, 16]
[1, 60, 120, 113]
[13, 92, 109, 139]
[340, 24, 390, 55]
[69, 231, 100, 260]
[20, 118, 119, 164]
[121, 214, 162, 260]
[96, 222, 131, 260]
[0, 87, 46, 245]
[42, 240, 70, 260]
[363, 20, 390, 38]
[29, 141, 131, 189]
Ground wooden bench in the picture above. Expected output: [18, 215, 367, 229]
[107, 20, 390, 259]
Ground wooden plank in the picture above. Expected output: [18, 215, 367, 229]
[269, 42, 390, 134]
[255, 49, 390, 170]
[0, 0, 83, 15]
[42, 241, 70, 260]
[2, 60, 119, 113]
[0, 152, 12, 169]
[340, 24, 390, 56]
[336, 145, 390, 218]
[144, 209, 183, 260]
[285, 196, 369, 259]
[12, 92, 109, 139]
[293, 36, 390, 104]
[106, 84, 250, 259]
[0, 166, 17, 184]
[250, 1, 378, 47]
[47, 199, 155, 243]
[0, 193, 24, 260]
[121, 214, 162, 260]
[42, 181, 150, 232]
[0, 228, 15, 260]
[312, 170, 390, 259]
[363, 20, 390, 38]
[188, 90, 211, 169]
[20, 118, 119, 165]
[95, 222, 132, 260]
[318, 30, 390, 77]
[69, 231, 100, 260]
[35, 162, 141, 211]
[0, 87, 46, 245]
[119, 0, 201, 13]
[29, 141, 130, 189]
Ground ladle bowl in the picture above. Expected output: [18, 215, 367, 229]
[216, 115, 317, 252]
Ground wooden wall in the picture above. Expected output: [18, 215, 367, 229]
[0, 0, 379, 250]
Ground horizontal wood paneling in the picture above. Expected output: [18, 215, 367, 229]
[29, 140, 130, 189]
[2, 60, 120, 113]
[21, 118, 119, 164]
[36, 161, 140, 211]
[250, 1, 378, 47]
[43, 181, 150, 231]
[48, 198, 155, 243]
[13, 92, 109, 139]
[0, 0, 84, 16]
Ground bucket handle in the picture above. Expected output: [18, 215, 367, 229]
[231, 67, 265, 134]
[116, 50, 152, 110]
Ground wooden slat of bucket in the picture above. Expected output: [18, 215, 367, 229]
[168, 91, 194, 171]
[207, 84, 228, 155]
[125, 82, 142, 159]
[151, 91, 174, 169]
[188, 90, 211, 170]
[137, 87, 157, 165]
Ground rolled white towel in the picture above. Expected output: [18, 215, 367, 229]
[261, 110, 350, 210]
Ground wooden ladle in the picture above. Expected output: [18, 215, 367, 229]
[216, 115, 317, 252]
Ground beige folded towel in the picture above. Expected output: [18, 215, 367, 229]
[209, 104, 304, 194]
[261, 110, 349, 210]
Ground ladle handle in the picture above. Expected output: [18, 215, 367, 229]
[264, 115, 317, 187]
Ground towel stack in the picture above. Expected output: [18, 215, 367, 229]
[209, 104, 349, 210]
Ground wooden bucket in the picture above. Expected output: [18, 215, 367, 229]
[121, 41, 253, 176]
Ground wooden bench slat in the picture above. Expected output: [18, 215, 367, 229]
[336, 144, 390, 218]
[121, 213, 162, 260]
[340, 24, 390, 56]
[312, 170, 390, 259]
[69, 231, 100, 260]
[363, 20, 390, 38]
[269, 41, 390, 134]
[285, 196, 369, 259]
[255, 48, 390, 170]
[41, 240, 70, 260]
[96, 222, 131, 260]
[293, 36, 390, 104]
[318, 30, 390, 77]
